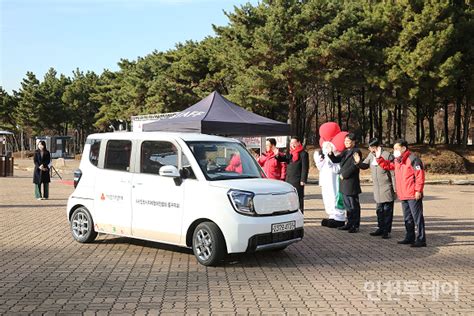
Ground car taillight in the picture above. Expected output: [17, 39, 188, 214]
[73, 169, 82, 188]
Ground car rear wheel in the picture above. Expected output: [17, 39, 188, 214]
[71, 207, 97, 243]
[192, 222, 226, 266]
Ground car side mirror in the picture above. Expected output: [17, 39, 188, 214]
[159, 165, 180, 178]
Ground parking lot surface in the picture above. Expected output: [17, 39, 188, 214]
[1, 171, 473, 315]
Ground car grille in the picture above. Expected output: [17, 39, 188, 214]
[246, 228, 304, 252]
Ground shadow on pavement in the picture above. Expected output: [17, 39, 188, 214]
[60, 213, 472, 269]
[75, 214, 474, 268]
[225, 215, 473, 268]
[96, 236, 193, 255]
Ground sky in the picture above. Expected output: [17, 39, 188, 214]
[1, 0, 258, 93]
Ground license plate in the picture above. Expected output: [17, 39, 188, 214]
[271, 221, 296, 233]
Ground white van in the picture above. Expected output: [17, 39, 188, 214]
[67, 132, 304, 266]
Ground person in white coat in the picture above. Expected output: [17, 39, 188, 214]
[314, 142, 346, 228]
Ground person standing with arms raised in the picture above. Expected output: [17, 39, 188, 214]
[376, 139, 427, 247]
[276, 136, 309, 213]
[354, 138, 396, 239]
[257, 138, 287, 180]
[327, 133, 362, 233]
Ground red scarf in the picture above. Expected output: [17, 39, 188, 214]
[265, 150, 276, 158]
[290, 144, 304, 162]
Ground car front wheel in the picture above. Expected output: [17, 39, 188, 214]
[192, 222, 226, 266]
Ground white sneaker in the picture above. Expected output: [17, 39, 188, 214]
[37, 198, 42, 200]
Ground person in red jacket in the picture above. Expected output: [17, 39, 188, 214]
[257, 138, 287, 180]
[225, 152, 243, 174]
[376, 139, 427, 247]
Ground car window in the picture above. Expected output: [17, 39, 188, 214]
[104, 140, 132, 171]
[89, 140, 101, 167]
[186, 141, 264, 181]
[141, 141, 178, 175]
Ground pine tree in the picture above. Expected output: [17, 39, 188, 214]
[15, 72, 44, 136]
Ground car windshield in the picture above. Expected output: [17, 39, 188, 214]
[186, 141, 265, 181]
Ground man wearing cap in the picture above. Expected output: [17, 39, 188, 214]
[376, 139, 427, 247]
[327, 133, 362, 233]
[354, 138, 396, 239]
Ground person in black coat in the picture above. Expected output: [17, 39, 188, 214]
[33, 140, 51, 200]
[328, 133, 362, 233]
[276, 136, 309, 213]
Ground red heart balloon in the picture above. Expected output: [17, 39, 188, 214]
[331, 131, 349, 152]
[319, 122, 341, 142]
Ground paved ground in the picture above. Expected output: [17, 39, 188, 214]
[1, 170, 473, 315]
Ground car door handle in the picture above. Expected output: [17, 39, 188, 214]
[135, 182, 143, 185]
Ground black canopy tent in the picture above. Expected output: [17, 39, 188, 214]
[142, 91, 290, 136]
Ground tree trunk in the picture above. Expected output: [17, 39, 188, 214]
[315, 95, 320, 145]
[369, 102, 374, 139]
[296, 99, 303, 140]
[373, 103, 378, 139]
[361, 88, 366, 141]
[462, 95, 471, 148]
[13, 134, 20, 152]
[287, 78, 298, 136]
[416, 100, 421, 144]
[346, 96, 351, 131]
[444, 102, 449, 144]
[387, 110, 392, 145]
[378, 102, 383, 141]
[428, 90, 436, 146]
[331, 88, 336, 121]
[81, 129, 85, 153]
[300, 96, 306, 139]
[428, 112, 435, 146]
[454, 96, 462, 144]
[304, 93, 319, 145]
[420, 116, 425, 144]
[389, 104, 399, 143]
[402, 104, 408, 140]
[324, 92, 329, 122]
[398, 103, 403, 138]
[337, 90, 342, 127]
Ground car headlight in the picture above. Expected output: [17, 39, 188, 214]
[227, 190, 256, 216]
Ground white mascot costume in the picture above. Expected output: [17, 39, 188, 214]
[314, 122, 347, 228]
